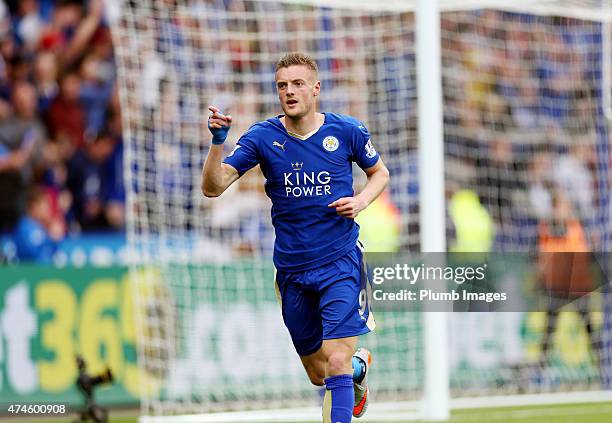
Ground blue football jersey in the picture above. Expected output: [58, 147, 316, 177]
[223, 113, 380, 271]
[13, 216, 59, 264]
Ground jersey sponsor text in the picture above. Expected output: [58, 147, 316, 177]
[283, 170, 332, 197]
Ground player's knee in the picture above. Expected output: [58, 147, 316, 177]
[326, 351, 351, 376]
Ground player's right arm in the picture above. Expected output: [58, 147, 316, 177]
[201, 106, 239, 197]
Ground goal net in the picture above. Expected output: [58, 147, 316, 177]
[108, 0, 612, 420]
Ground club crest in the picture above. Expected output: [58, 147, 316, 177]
[322, 136, 339, 152]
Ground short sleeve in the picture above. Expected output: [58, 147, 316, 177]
[351, 122, 380, 170]
[223, 132, 260, 175]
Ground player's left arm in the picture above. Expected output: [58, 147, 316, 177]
[328, 158, 389, 219]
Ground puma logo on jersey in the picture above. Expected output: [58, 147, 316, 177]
[273, 140, 287, 151]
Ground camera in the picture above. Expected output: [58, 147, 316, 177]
[74, 355, 114, 423]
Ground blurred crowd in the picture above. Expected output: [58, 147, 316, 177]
[145, 5, 608, 254]
[441, 11, 610, 253]
[0, 0, 123, 262]
[1, 1, 611, 262]
[115, 3, 611, 257]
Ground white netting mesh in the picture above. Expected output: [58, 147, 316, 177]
[441, 8, 610, 398]
[109, 0, 612, 418]
[113, 0, 419, 416]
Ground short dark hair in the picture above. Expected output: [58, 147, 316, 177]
[275, 52, 318, 74]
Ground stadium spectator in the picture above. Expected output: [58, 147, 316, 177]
[79, 53, 114, 134]
[0, 1, 9, 39]
[552, 142, 595, 220]
[89, 25, 113, 62]
[0, 80, 46, 231]
[103, 108, 125, 229]
[509, 83, 542, 131]
[66, 129, 117, 230]
[40, 136, 71, 232]
[33, 50, 58, 112]
[60, 0, 105, 69]
[527, 151, 553, 220]
[475, 139, 524, 223]
[13, 0, 45, 53]
[0, 127, 36, 211]
[536, 33, 578, 129]
[47, 71, 85, 150]
[448, 189, 494, 253]
[13, 185, 63, 263]
[8, 53, 34, 83]
[39, 1, 79, 54]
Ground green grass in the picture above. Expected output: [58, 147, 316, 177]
[12, 402, 612, 423]
[447, 402, 612, 423]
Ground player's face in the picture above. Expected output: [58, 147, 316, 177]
[275, 65, 320, 119]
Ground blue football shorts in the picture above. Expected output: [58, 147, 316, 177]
[274, 241, 376, 357]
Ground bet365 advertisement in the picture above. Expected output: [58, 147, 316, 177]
[0, 264, 605, 407]
[0, 266, 141, 407]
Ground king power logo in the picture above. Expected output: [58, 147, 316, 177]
[283, 163, 331, 197]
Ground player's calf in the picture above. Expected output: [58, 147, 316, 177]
[304, 366, 325, 387]
[322, 341, 356, 423]
[300, 350, 327, 386]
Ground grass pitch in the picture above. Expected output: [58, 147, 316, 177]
[448, 402, 612, 423]
[15, 401, 612, 423]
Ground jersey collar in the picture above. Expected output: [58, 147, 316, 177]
[275, 113, 326, 141]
